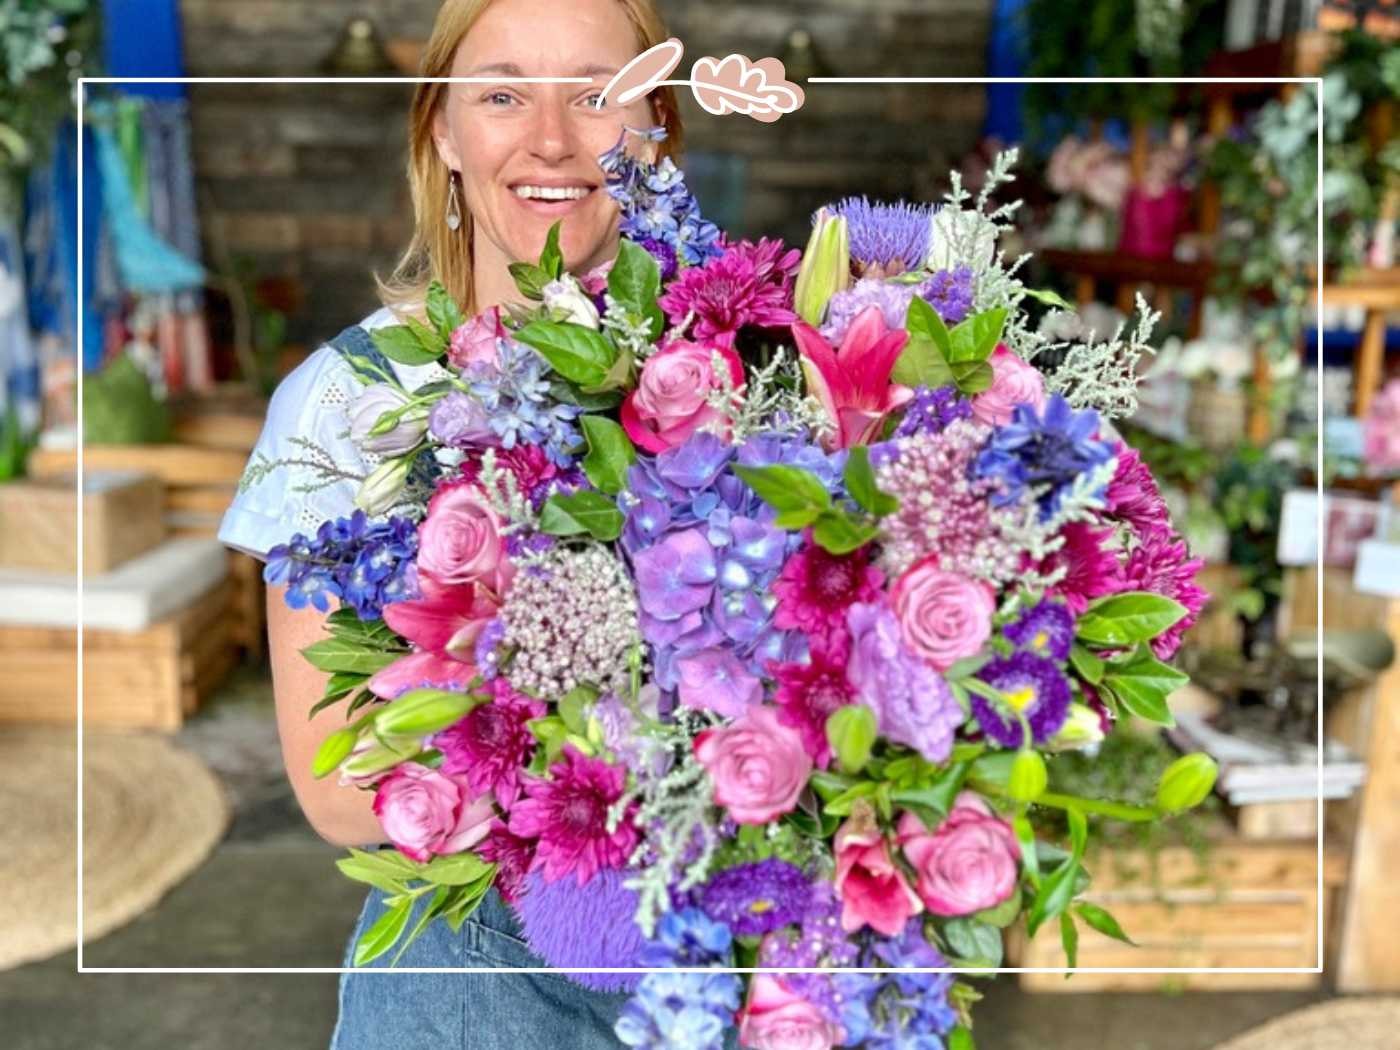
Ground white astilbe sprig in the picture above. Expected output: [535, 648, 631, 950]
[1043, 293, 1161, 420]
[237, 436, 366, 495]
[702, 346, 831, 442]
[471, 446, 540, 534]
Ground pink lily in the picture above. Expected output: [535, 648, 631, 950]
[369, 576, 500, 699]
[792, 304, 912, 449]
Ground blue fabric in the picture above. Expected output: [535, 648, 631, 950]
[983, 0, 1029, 144]
[331, 886, 632, 1050]
[102, 0, 188, 99]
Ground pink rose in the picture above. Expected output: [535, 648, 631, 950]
[833, 803, 923, 936]
[738, 975, 843, 1050]
[417, 479, 513, 596]
[891, 559, 995, 671]
[447, 306, 505, 371]
[971, 345, 1046, 426]
[694, 706, 812, 825]
[372, 763, 495, 863]
[897, 791, 1020, 916]
[620, 339, 743, 453]
[579, 258, 614, 295]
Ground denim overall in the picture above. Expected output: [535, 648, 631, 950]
[324, 323, 631, 1049]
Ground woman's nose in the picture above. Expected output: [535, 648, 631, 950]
[526, 98, 577, 164]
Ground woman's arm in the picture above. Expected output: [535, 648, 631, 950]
[266, 582, 388, 849]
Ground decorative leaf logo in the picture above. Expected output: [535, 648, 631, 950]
[690, 54, 804, 123]
[596, 39, 805, 124]
[598, 38, 685, 108]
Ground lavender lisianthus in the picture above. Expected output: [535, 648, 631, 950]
[428, 391, 495, 447]
[845, 601, 964, 763]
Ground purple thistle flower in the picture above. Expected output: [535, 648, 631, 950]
[829, 196, 934, 274]
[1003, 599, 1076, 662]
[514, 868, 645, 993]
[972, 651, 1073, 747]
[699, 859, 811, 936]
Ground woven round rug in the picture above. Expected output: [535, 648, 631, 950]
[0, 725, 230, 970]
[1211, 998, 1400, 1050]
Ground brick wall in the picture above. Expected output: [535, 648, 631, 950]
[181, 0, 992, 350]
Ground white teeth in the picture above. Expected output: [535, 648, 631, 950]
[513, 185, 589, 201]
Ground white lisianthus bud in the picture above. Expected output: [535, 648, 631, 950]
[355, 456, 413, 515]
[928, 207, 997, 272]
[349, 384, 428, 455]
[542, 274, 601, 329]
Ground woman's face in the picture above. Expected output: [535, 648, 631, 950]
[432, 0, 657, 280]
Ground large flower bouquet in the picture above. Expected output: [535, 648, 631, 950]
[263, 133, 1215, 1049]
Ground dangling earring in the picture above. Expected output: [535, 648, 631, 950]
[445, 171, 462, 231]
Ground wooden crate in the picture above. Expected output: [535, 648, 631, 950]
[1007, 834, 1347, 992]
[0, 577, 237, 732]
[0, 472, 165, 575]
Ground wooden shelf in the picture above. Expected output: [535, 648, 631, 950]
[1040, 249, 1217, 292]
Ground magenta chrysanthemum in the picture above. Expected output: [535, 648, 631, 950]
[1041, 522, 1125, 615]
[1121, 532, 1208, 659]
[874, 420, 1037, 584]
[432, 679, 545, 810]
[476, 821, 534, 904]
[1104, 444, 1171, 538]
[772, 538, 884, 649]
[770, 639, 858, 767]
[507, 746, 639, 885]
[657, 237, 800, 346]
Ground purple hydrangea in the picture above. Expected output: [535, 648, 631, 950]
[892, 385, 974, 439]
[845, 601, 965, 763]
[829, 196, 934, 273]
[972, 650, 1073, 747]
[1003, 599, 1075, 662]
[698, 859, 811, 936]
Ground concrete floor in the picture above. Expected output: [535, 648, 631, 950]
[1, 664, 1332, 1050]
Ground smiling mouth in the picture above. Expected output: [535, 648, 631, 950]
[510, 184, 596, 201]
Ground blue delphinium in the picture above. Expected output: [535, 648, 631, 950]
[600, 127, 723, 267]
[465, 337, 581, 466]
[833, 921, 959, 1049]
[972, 394, 1115, 520]
[265, 510, 419, 619]
[615, 909, 742, 1050]
[830, 196, 935, 273]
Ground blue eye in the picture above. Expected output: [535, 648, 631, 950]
[485, 90, 515, 106]
[584, 92, 606, 109]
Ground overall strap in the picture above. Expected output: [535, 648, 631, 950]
[326, 323, 394, 383]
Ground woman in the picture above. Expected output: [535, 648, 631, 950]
[218, 0, 684, 1045]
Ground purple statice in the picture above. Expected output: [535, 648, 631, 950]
[972, 650, 1073, 748]
[622, 432, 843, 694]
[514, 868, 646, 993]
[845, 601, 965, 763]
[892, 385, 974, 439]
[973, 394, 1116, 521]
[920, 265, 975, 325]
[1003, 599, 1075, 662]
[698, 859, 811, 937]
[264, 510, 419, 619]
[599, 127, 722, 267]
[829, 196, 934, 275]
[758, 881, 860, 971]
[464, 337, 581, 466]
[833, 921, 958, 1049]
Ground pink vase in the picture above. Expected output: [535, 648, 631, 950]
[1118, 185, 1188, 260]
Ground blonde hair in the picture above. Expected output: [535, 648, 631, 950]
[377, 0, 684, 317]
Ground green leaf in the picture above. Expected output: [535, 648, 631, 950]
[421, 852, 494, 886]
[809, 770, 858, 801]
[890, 760, 971, 826]
[908, 295, 954, 356]
[1012, 812, 1042, 889]
[441, 879, 493, 933]
[821, 780, 878, 817]
[426, 282, 466, 342]
[1076, 592, 1188, 647]
[1021, 286, 1075, 311]
[608, 238, 664, 339]
[336, 848, 421, 895]
[389, 885, 452, 967]
[733, 464, 832, 528]
[1102, 644, 1188, 726]
[783, 807, 841, 839]
[580, 415, 636, 495]
[549, 378, 623, 412]
[1067, 807, 1088, 861]
[950, 307, 1008, 362]
[371, 323, 444, 367]
[1068, 643, 1105, 685]
[1026, 858, 1080, 939]
[973, 888, 1022, 928]
[514, 321, 617, 387]
[811, 508, 878, 554]
[557, 684, 597, 734]
[948, 1025, 977, 1050]
[301, 638, 402, 676]
[352, 895, 414, 966]
[540, 221, 564, 278]
[826, 704, 878, 774]
[509, 262, 551, 301]
[942, 917, 1003, 968]
[1075, 902, 1135, 945]
[1060, 911, 1079, 972]
[538, 490, 624, 541]
[892, 297, 956, 388]
[843, 446, 898, 517]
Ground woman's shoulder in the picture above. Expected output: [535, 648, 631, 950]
[276, 304, 414, 395]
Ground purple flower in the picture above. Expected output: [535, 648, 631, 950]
[829, 196, 934, 274]
[515, 868, 645, 993]
[676, 647, 762, 717]
[920, 265, 975, 325]
[699, 859, 811, 936]
[972, 651, 1073, 747]
[893, 385, 974, 439]
[845, 601, 964, 763]
[428, 391, 495, 447]
[633, 527, 718, 621]
[1003, 600, 1075, 662]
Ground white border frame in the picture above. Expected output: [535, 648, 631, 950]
[74, 74, 1326, 977]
